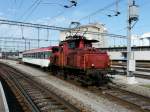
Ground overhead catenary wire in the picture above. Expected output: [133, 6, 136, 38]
[0, 19, 126, 39]
[78, 0, 123, 21]
[19, 0, 23, 8]
[19, 0, 41, 21]
[23, 0, 42, 21]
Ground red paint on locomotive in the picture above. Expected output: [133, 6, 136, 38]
[52, 35, 110, 70]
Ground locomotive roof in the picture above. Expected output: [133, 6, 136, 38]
[61, 35, 99, 43]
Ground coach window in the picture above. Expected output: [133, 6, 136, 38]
[38, 52, 40, 59]
[40, 52, 43, 59]
[45, 52, 50, 58]
[34, 53, 37, 58]
[38, 52, 41, 59]
[43, 52, 45, 59]
[40, 52, 42, 59]
[44, 52, 47, 59]
[37, 52, 39, 58]
[34, 53, 36, 58]
[36, 53, 38, 58]
[39, 52, 41, 59]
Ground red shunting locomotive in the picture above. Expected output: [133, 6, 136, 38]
[51, 35, 114, 86]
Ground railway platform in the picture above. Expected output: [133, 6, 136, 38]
[0, 81, 9, 112]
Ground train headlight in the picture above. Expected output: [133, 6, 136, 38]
[91, 64, 95, 68]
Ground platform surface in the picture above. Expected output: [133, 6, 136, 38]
[0, 82, 9, 112]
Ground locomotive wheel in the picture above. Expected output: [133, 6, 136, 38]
[86, 70, 110, 86]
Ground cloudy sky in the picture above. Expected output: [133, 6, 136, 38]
[0, 0, 150, 51]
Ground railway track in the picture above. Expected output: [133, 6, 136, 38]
[84, 85, 150, 112]
[103, 86, 150, 112]
[0, 63, 80, 112]
[111, 65, 150, 79]
[111, 61, 150, 68]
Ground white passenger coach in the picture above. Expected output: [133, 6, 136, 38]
[22, 47, 52, 67]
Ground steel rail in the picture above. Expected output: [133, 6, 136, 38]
[0, 63, 80, 112]
[0, 64, 40, 112]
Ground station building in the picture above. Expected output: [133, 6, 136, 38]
[60, 23, 108, 48]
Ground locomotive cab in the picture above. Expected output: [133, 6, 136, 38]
[65, 35, 97, 49]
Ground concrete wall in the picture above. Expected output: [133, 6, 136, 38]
[108, 52, 124, 60]
[133, 51, 150, 60]
[108, 51, 150, 61]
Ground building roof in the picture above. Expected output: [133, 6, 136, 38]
[100, 46, 150, 51]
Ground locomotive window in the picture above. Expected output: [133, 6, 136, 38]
[69, 42, 75, 49]
[52, 47, 59, 53]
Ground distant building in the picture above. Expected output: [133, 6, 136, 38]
[60, 23, 108, 48]
[131, 32, 150, 46]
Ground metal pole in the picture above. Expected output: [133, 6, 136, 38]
[114, 37, 116, 47]
[25, 39, 26, 51]
[127, 0, 132, 77]
[28, 41, 30, 50]
[38, 28, 40, 48]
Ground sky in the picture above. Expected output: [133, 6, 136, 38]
[0, 0, 150, 51]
